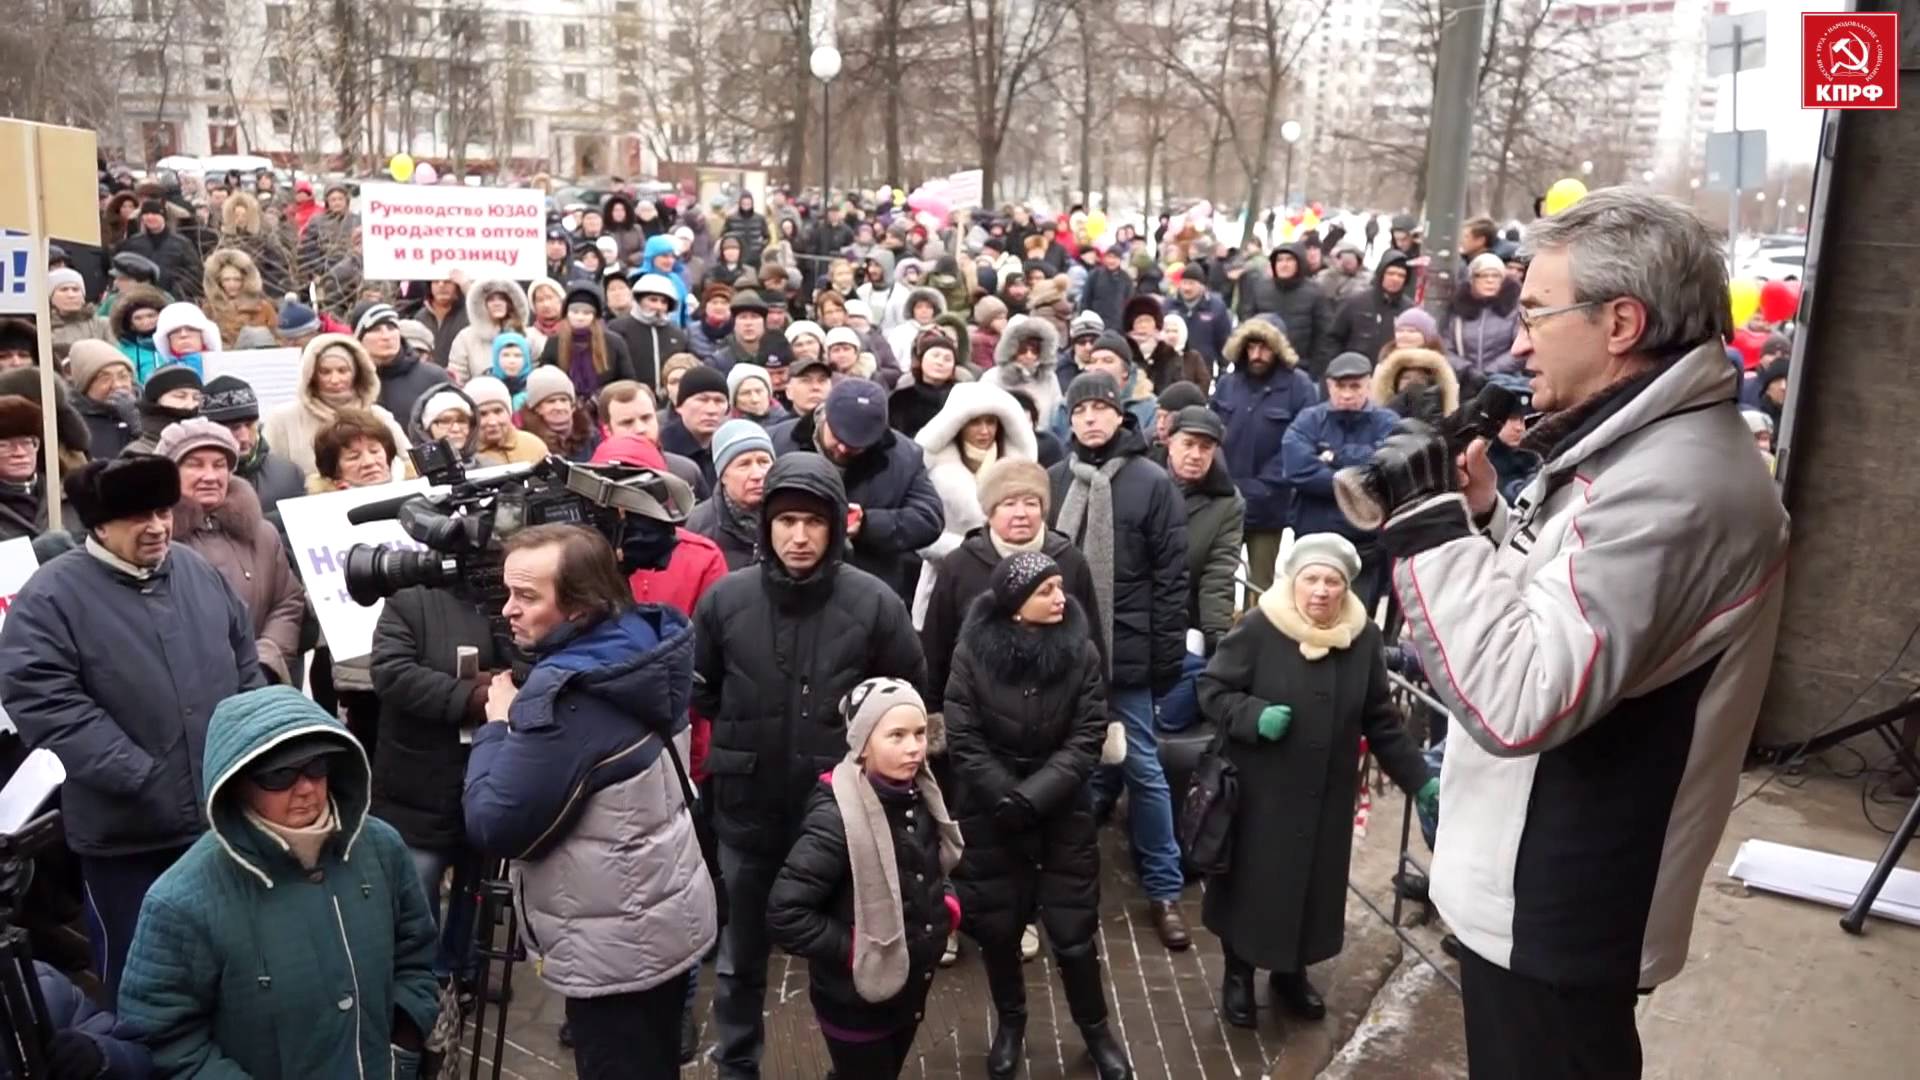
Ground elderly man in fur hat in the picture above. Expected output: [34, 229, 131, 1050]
[0, 453, 265, 998]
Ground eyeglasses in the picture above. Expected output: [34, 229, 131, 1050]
[251, 755, 331, 792]
[0, 437, 40, 454]
[1517, 300, 1599, 333]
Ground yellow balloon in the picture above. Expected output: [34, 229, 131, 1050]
[1729, 278, 1762, 327]
[1301, 209, 1321, 229]
[388, 153, 415, 183]
[1543, 177, 1587, 216]
[1086, 210, 1109, 240]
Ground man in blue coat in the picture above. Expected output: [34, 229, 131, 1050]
[1281, 351, 1401, 608]
[0, 454, 263, 998]
[1167, 265, 1235, 374]
[1210, 317, 1319, 594]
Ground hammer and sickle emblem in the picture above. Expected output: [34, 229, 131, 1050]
[1829, 34, 1872, 76]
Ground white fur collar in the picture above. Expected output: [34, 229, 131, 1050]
[1257, 579, 1369, 660]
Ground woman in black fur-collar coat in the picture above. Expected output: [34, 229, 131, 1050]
[944, 551, 1134, 1079]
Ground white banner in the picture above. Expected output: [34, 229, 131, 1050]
[200, 348, 303, 414]
[0, 229, 32, 316]
[359, 183, 546, 282]
[276, 480, 431, 661]
[0, 536, 40, 732]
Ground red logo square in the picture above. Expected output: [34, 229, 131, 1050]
[1803, 13, 1898, 110]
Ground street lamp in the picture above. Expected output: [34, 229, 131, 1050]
[1689, 177, 1701, 189]
[1280, 119, 1302, 209]
[1580, 159, 1594, 176]
[1641, 169, 1655, 184]
[810, 44, 842, 205]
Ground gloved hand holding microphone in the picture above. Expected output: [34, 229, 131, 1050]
[1333, 383, 1515, 554]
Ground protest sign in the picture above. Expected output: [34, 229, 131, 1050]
[359, 183, 545, 281]
[200, 348, 303, 414]
[277, 480, 431, 661]
[0, 536, 39, 732]
[0, 230, 30, 316]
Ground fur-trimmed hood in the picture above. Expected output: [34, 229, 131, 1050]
[109, 284, 169, 340]
[993, 315, 1059, 376]
[1223, 317, 1300, 370]
[1255, 568, 1369, 661]
[1122, 293, 1164, 331]
[405, 380, 479, 458]
[203, 249, 265, 300]
[914, 382, 1037, 463]
[935, 311, 972, 365]
[221, 191, 265, 237]
[905, 285, 947, 319]
[172, 473, 266, 542]
[1373, 347, 1459, 414]
[959, 591, 1092, 684]
[296, 333, 381, 417]
[463, 277, 532, 343]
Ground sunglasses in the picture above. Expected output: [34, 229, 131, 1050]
[251, 755, 331, 792]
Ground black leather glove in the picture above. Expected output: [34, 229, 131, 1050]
[992, 792, 1037, 834]
[1370, 421, 1456, 518]
[45, 1030, 106, 1080]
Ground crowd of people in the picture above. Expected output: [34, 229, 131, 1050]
[0, 168, 1796, 1080]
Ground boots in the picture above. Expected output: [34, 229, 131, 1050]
[987, 1011, 1026, 1080]
[1220, 959, 1257, 1028]
[983, 941, 1028, 1079]
[1271, 969, 1327, 1020]
[1079, 1021, 1135, 1080]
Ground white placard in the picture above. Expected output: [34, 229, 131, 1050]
[0, 229, 31, 316]
[0, 748, 64, 832]
[359, 183, 545, 282]
[0, 536, 41, 733]
[276, 480, 431, 661]
[200, 348, 303, 414]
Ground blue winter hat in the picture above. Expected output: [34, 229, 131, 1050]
[823, 378, 890, 451]
[713, 418, 774, 476]
[491, 331, 532, 373]
[276, 299, 319, 337]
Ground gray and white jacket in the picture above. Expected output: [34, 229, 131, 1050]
[1387, 342, 1789, 990]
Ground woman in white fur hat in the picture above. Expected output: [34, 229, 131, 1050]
[1197, 533, 1437, 1030]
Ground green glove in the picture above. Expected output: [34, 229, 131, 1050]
[1256, 704, 1292, 741]
[1416, 777, 1440, 819]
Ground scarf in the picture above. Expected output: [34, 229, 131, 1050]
[830, 764, 962, 1003]
[85, 535, 159, 580]
[245, 800, 339, 870]
[717, 489, 760, 555]
[1256, 575, 1369, 660]
[532, 313, 564, 339]
[959, 439, 999, 474]
[988, 529, 1044, 558]
[1055, 451, 1125, 678]
[566, 326, 600, 396]
[317, 388, 358, 408]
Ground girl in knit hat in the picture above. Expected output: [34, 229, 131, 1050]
[941, 552, 1136, 1080]
[767, 678, 962, 1079]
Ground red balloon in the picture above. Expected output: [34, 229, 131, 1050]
[1309, 201, 1325, 216]
[1288, 212, 1305, 226]
[1758, 279, 1800, 324]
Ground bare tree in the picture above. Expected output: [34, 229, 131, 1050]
[948, 0, 1071, 204]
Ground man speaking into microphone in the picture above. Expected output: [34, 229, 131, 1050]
[1350, 190, 1790, 1079]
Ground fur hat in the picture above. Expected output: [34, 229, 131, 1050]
[154, 417, 239, 464]
[0, 396, 41, 441]
[524, 365, 575, 409]
[0, 367, 89, 460]
[991, 550, 1061, 615]
[65, 454, 180, 529]
[976, 458, 1051, 516]
[700, 280, 734, 306]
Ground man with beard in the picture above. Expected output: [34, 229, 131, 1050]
[609, 273, 691, 390]
[1047, 371, 1191, 953]
[1212, 319, 1318, 594]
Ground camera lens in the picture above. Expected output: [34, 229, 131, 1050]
[343, 545, 456, 606]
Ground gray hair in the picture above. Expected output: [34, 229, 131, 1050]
[1519, 188, 1731, 355]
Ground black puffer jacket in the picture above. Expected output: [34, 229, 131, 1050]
[772, 409, 945, 603]
[368, 586, 513, 851]
[945, 595, 1105, 948]
[606, 313, 689, 392]
[692, 455, 927, 858]
[767, 778, 954, 1032]
[1329, 249, 1413, 363]
[1239, 243, 1335, 379]
[685, 491, 758, 570]
[75, 394, 138, 460]
[919, 527, 1103, 714]
[1047, 422, 1190, 693]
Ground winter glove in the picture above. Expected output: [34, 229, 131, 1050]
[1257, 704, 1292, 742]
[1415, 777, 1440, 820]
[1100, 720, 1129, 765]
[44, 1031, 105, 1080]
[1334, 420, 1455, 531]
[993, 792, 1038, 834]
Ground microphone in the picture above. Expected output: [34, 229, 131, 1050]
[346, 493, 419, 525]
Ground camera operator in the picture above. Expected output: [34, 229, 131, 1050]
[0, 855, 151, 1079]
[1361, 190, 1790, 1078]
[463, 525, 716, 1080]
[692, 454, 925, 1078]
[0, 455, 264, 997]
[368, 577, 512, 991]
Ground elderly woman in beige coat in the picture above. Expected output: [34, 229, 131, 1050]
[260, 333, 411, 480]
[155, 418, 306, 685]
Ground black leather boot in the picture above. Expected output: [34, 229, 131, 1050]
[1270, 969, 1327, 1020]
[1221, 964, 1257, 1028]
[1079, 1021, 1135, 1080]
[987, 1012, 1026, 1080]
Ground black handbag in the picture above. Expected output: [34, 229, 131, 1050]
[1178, 730, 1239, 877]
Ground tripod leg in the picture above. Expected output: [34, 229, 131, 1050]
[1841, 790, 1920, 934]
